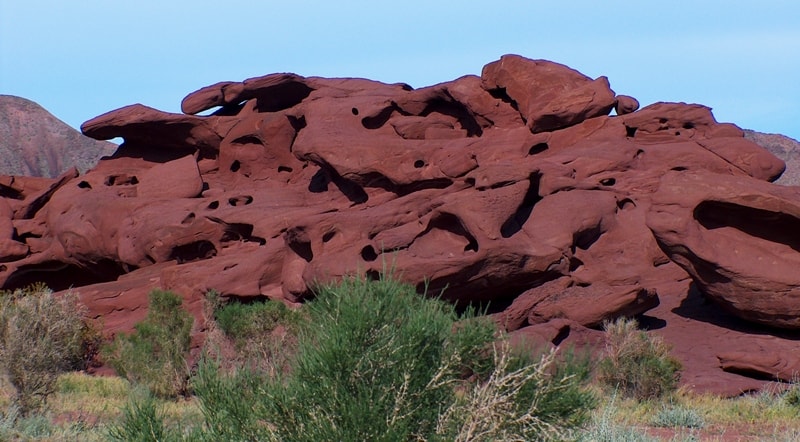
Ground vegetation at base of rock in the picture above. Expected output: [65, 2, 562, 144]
[0, 284, 96, 415]
[183, 275, 596, 441]
[103, 289, 193, 398]
[597, 317, 682, 400]
[205, 291, 302, 376]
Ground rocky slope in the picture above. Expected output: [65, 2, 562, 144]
[744, 130, 800, 186]
[0, 95, 117, 177]
[1, 55, 799, 396]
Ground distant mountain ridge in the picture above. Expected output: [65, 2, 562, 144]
[743, 129, 800, 186]
[0, 95, 117, 178]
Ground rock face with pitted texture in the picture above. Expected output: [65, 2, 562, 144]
[1, 54, 798, 395]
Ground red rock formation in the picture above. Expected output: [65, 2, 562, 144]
[1, 54, 798, 395]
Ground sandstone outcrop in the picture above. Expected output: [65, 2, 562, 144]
[1, 54, 798, 395]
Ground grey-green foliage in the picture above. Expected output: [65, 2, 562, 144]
[652, 405, 705, 429]
[598, 317, 682, 400]
[190, 275, 595, 442]
[0, 285, 89, 415]
[104, 289, 193, 398]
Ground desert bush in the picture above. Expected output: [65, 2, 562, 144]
[212, 297, 301, 375]
[192, 275, 595, 441]
[652, 404, 705, 429]
[597, 317, 681, 400]
[0, 284, 92, 415]
[104, 289, 193, 398]
[107, 390, 178, 442]
[437, 345, 595, 441]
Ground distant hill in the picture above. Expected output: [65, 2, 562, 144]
[744, 129, 800, 186]
[0, 95, 117, 177]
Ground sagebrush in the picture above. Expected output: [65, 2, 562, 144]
[0, 284, 93, 415]
[598, 317, 681, 400]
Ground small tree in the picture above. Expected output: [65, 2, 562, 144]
[0, 285, 90, 415]
[104, 289, 193, 398]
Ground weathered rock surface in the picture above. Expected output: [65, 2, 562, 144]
[648, 172, 800, 328]
[1, 54, 799, 395]
[0, 95, 117, 177]
[745, 130, 800, 186]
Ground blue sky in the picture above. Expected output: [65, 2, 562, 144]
[1, 1, 798, 140]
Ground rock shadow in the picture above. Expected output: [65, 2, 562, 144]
[672, 283, 800, 341]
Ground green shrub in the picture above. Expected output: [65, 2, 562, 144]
[597, 317, 681, 400]
[210, 297, 301, 376]
[104, 289, 193, 398]
[0, 285, 92, 415]
[107, 391, 181, 442]
[193, 276, 595, 441]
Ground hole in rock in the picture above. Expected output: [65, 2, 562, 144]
[600, 177, 616, 186]
[253, 81, 314, 113]
[0, 185, 23, 200]
[231, 135, 263, 146]
[278, 166, 293, 173]
[230, 160, 241, 172]
[207, 200, 220, 210]
[574, 224, 603, 250]
[625, 126, 637, 138]
[659, 118, 668, 124]
[181, 212, 196, 224]
[675, 131, 681, 136]
[465, 177, 476, 187]
[308, 169, 330, 193]
[289, 241, 314, 262]
[695, 201, 800, 252]
[322, 231, 336, 243]
[551, 326, 571, 346]
[683, 122, 695, 129]
[569, 257, 584, 271]
[361, 245, 378, 262]
[500, 173, 543, 238]
[528, 142, 549, 156]
[365, 269, 382, 281]
[488, 87, 520, 112]
[351, 107, 359, 115]
[169, 240, 217, 264]
[426, 213, 479, 252]
[635, 149, 645, 159]
[420, 99, 483, 137]
[332, 174, 368, 204]
[221, 223, 266, 245]
[77, 181, 92, 189]
[211, 102, 246, 117]
[228, 195, 253, 206]
[413, 160, 425, 168]
[202, 182, 209, 192]
[287, 115, 307, 131]
[671, 166, 688, 171]
[362, 106, 397, 130]
[104, 174, 138, 186]
[616, 198, 636, 210]
[2, 259, 127, 292]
